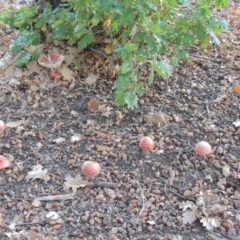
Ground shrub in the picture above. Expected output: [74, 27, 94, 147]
[0, 0, 229, 109]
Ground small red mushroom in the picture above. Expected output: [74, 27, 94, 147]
[0, 156, 10, 169]
[51, 70, 62, 79]
[81, 161, 101, 177]
[38, 53, 64, 69]
[195, 141, 212, 156]
[139, 136, 154, 150]
[0, 120, 6, 131]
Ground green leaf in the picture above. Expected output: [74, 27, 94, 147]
[115, 76, 130, 90]
[14, 51, 32, 67]
[124, 91, 138, 110]
[170, 55, 178, 67]
[209, 30, 221, 45]
[53, 25, 69, 40]
[148, 71, 154, 84]
[119, 62, 131, 74]
[78, 32, 94, 49]
[152, 61, 172, 79]
[124, 42, 138, 53]
[114, 90, 125, 106]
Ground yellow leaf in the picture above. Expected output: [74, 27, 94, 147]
[104, 45, 113, 54]
[41, 24, 47, 32]
[233, 85, 240, 94]
[103, 18, 111, 27]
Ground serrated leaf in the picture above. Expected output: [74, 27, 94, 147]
[25, 164, 50, 182]
[124, 91, 138, 110]
[115, 76, 130, 90]
[14, 51, 32, 67]
[200, 217, 220, 230]
[152, 61, 172, 79]
[78, 33, 94, 49]
[124, 42, 138, 53]
[182, 209, 197, 224]
[114, 90, 125, 106]
[63, 175, 89, 193]
[209, 30, 221, 45]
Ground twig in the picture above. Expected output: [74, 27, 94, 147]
[14, 214, 55, 227]
[207, 229, 234, 240]
[189, 53, 222, 63]
[36, 193, 76, 201]
[135, 180, 146, 219]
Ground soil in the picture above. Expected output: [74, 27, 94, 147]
[0, 1, 240, 240]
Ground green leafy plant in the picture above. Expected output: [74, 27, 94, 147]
[0, 0, 229, 109]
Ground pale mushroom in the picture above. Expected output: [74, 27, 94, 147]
[38, 53, 64, 69]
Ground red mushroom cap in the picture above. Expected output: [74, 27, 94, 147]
[51, 70, 62, 79]
[195, 141, 212, 156]
[139, 136, 154, 150]
[81, 161, 101, 177]
[0, 156, 10, 169]
[38, 54, 64, 69]
[0, 120, 6, 131]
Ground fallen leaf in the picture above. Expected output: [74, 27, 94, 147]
[85, 73, 99, 85]
[182, 208, 197, 224]
[233, 85, 240, 93]
[104, 44, 113, 54]
[200, 217, 220, 230]
[53, 137, 66, 143]
[70, 110, 78, 117]
[146, 220, 155, 225]
[63, 175, 89, 193]
[103, 18, 111, 27]
[87, 98, 100, 112]
[25, 164, 50, 182]
[59, 64, 74, 80]
[233, 120, 240, 127]
[196, 191, 219, 206]
[179, 201, 196, 211]
[99, 104, 112, 117]
[71, 134, 83, 142]
[179, 201, 198, 224]
[222, 165, 231, 177]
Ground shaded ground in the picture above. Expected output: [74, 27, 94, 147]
[0, 2, 240, 240]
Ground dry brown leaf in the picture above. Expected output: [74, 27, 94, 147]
[233, 85, 240, 93]
[99, 104, 112, 117]
[96, 145, 113, 152]
[25, 164, 50, 182]
[87, 98, 100, 112]
[63, 175, 89, 193]
[145, 112, 168, 126]
[59, 64, 74, 80]
[85, 73, 99, 85]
